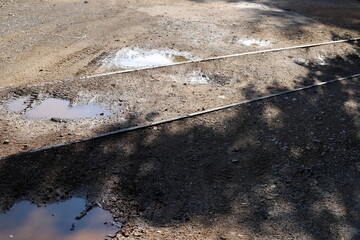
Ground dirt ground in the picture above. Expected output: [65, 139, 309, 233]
[1, 42, 359, 158]
[0, 0, 360, 239]
[1, 79, 360, 239]
[0, 0, 359, 89]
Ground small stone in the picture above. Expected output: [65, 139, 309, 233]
[3, 140, 10, 144]
[292, 98, 297, 101]
[50, 118, 67, 123]
[153, 126, 158, 130]
[84, 0, 88, 3]
[232, 159, 239, 163]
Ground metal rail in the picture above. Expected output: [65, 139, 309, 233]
[1, 73, 359, 161]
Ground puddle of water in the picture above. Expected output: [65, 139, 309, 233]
[104, 47, 191, 68]
[0, 198, 119, 240]
[5, 96, 31, 112]
[25, 98, 108, 119]
[238, 38, 270, 47]
[172, 55, 189, 63]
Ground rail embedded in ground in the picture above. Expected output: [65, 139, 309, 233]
[0, 37, 359, 91]
[1, 73, 359, 161]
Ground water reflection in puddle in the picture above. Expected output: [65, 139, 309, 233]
[105, 47, 191, 68]
[25, 98, 107, 119]
[0, 198, 119, 240]
[5, 96, 31, 112]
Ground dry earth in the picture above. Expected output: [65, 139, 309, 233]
[0, 0, 359, 89]
[0, 0, 360, 239]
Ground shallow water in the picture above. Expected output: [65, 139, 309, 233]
[25, 98, 107, 119]
[0, 198, 119, 240]
[106, 48, 191, 68]
[171, 55, 189, 63]
[5, 96, 31, 112]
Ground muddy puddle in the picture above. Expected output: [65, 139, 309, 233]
[0, 198, 120, 240]
[5, 98, 108, 119]
[103, 47, 192, 68]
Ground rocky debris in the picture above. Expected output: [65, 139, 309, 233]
[50, 118, 68, 123]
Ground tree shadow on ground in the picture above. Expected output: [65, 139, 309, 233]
[189, 0, 360, 33]
[0, 45, 359, 239]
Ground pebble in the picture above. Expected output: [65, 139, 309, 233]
[3, 140, 10, 144]
[50, 118, 67, 123]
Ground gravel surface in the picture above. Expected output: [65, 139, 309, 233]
[1, 78, 359, 239]
[0, 0, 359, 239]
